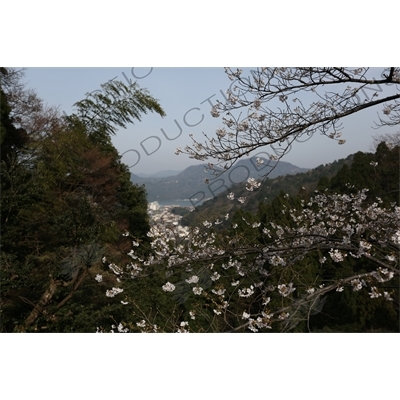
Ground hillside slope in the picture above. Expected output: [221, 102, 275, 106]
[181, 154, 354, 226]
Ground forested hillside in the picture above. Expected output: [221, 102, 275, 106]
[0, 68, 167, 332]
[256, 143, 399, 331]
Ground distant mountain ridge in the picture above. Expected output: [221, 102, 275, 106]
[130, 158, 309, 202]
[135, 170, 183, 178]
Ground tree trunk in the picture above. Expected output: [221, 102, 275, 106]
[16, 278, 61, 332]
[55, 269, 88, 310]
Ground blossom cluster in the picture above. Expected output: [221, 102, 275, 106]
[246, 178, 261, 192]
[105, 287, 124, 298]
[176, 68, 399, 174]
[101, 188, 399, 332]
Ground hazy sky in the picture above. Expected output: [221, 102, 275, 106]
[23, 67, 398, 175]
